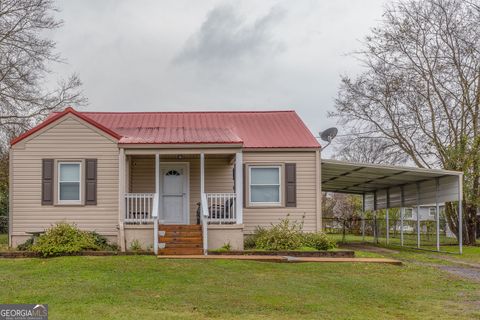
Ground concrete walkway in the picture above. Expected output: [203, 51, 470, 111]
[157, 254, 402, 265]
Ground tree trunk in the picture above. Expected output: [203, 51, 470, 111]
[445, 202, 478, 245]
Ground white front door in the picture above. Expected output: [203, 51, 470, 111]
[159, 163, 189, 224]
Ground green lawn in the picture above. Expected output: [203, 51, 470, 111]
[328, 233, 463, 253]
[0, 256, 479, 319]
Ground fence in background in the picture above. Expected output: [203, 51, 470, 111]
[322, 216, 459, 250]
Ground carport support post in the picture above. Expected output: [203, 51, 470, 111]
[400, 186, 405, 247]
[458, 174, 463, 255]
[386, 189, 390, 245]
[361, 194, 365, 241]
[435, 178, 440, 252]
[373, 191, 378, 244]
[416, 182, 421, 248]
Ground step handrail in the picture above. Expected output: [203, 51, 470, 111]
[200, 193, 209, 255]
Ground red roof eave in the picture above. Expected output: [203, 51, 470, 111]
[10, 107, 122, 146]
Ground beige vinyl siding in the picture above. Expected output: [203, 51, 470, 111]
[128, 151, 320, 232]
[10, 116, 119, 240]
[129, 155, 234, 223]
[243, 151, 319, 233]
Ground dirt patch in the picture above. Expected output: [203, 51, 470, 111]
[439, 265, 480, 282]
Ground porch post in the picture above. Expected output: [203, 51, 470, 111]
[200, 153, 207, 254]
[200, 153, 205, 195]
[153, 153, 160, 255]
[118, 148, 126, 251]
[235, 152, 243, 224]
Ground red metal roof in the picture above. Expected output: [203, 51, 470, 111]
[12, 108, 321, 148]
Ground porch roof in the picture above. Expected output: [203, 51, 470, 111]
[117, 127, 243, 144]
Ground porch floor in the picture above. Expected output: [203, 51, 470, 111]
[157, 255, 402, 265]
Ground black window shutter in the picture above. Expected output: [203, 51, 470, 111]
[85, 159, 97, 205]
[42, 159, 54, 205]
[285, 163, 296, 207]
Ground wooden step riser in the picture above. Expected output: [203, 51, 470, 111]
[159, 237, 202, 244]
[162, 243, 202, 249]
[158, 225, 201, 231]
[160, 231, 202, 237]
[159, 248, 204, 255]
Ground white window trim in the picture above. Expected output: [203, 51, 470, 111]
[404, 208, 413, 219]
[57, 161, 82, 205]
[248, 165, 282, 206]
[429, 207, 436, 218]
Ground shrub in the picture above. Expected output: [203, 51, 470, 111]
[221, 242, 232, 251]
[17, 237, 34, 251]
[244, 226, 268, 249]
[254, 218, 304, 251]
[90, 231, 119, 251]
[129, 239, 142, 251]
[301, 232, 336, 250]
[31, 223, 100, 257]
[245, 216, 336, 251]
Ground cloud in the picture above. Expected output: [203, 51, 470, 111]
[173, 4, 286, 65]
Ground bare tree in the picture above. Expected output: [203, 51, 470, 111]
[331, 0, 480, 244]
[334, 136, 409, 165]
[0, 0, 86, 143]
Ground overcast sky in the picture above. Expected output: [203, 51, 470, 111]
[48, 0, 386, 138]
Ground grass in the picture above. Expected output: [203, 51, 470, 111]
[0, 255, 479, 319]
[328, 233, 459, 246]
[328, 233, 480, 265]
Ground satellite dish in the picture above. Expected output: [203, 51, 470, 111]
[320, 127, 338, 142]
[318, 127, 338, 150]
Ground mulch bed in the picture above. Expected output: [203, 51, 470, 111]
[208, 250, 355, 258]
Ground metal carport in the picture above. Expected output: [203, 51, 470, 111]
[321, 159, 464, 253]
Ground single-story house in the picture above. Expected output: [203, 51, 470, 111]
[8, 107, 322, 254]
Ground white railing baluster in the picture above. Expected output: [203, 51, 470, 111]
[124, 193, 155, 224]
[124, 192, 237, 225]
[204, 192, 237, 224]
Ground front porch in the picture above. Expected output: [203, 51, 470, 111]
[118, 149, 244, 254]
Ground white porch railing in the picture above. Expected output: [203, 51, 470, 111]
[125, 193, 155, 223]
[205, 193, 237, 224]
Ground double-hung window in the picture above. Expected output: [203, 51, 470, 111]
[404, 208, 413, 219]
[429, 207, 436, 218]
[249, 166, 281, 206]
[58, 162, 82, 204]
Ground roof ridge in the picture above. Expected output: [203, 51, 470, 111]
[69, 110, 296, 115]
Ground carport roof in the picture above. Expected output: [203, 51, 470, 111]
[321, 159, 462, 195]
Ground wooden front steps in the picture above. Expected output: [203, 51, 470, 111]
[158, 224, 203, 255]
